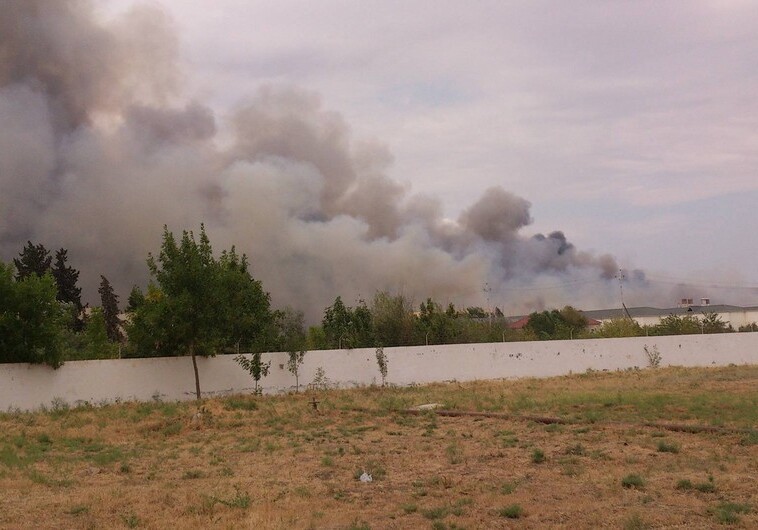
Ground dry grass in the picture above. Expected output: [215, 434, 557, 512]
[1, 365, 757, 529]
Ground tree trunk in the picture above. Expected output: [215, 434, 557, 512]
[190, 342, 201, 400]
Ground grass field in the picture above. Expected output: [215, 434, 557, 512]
[1, 365, 756, 529]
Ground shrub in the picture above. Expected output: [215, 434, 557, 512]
[621, 474, 645, 489]
[499, 504, 523, 519]
[656, 440, 679, 453]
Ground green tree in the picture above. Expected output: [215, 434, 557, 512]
[98, 275, 123, 343]
[525, 307, 588, 340]
[51, 248, 84, 332]
[63, 308, 119, 361]
[416, 298, 458, 345]
[593, 318, 643, 338]
[277, 308, 307, 392]
[126, 285, 146, 313]
[0, 261, 66, 367]
[351, 299, 375, 348]
[217, 247, 273, 353]
[371, 291, 415, 347]
[466, 306, 487, 319]
[306, 325, 328, 350]
[653, 314, 701, 336]
[128, 225, 272, 399]
[558, 306, 588, 339]
[235, 352, 270, 394]
[700, 312, 732, 334]
[322, 296, 353, 348]
[525, 310, 561, 339]
[13, 241, 52, 280]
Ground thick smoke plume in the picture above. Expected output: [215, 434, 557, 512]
[2, 1, 654, 321]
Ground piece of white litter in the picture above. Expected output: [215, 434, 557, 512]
[359, 472, 373, 483]
[413, 403, 444, 411]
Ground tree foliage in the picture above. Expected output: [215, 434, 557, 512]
[13, 241, 52, 280]
[0, 261, 66, 367]
[278, 307, 308, 392]
[593, 318, 644, 338]
[126, 225, 272, 399]
[62, 308, 120, 361]
[652, 314, 702, 336]
[371, 291, 415, 347]
[235, 352, 270, 394]
[525, 306, 588, 340]
[98, 275, 123, 343]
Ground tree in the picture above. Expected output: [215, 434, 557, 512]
[653, 314, 701, 336]
[13, 241, 52, 280]
[351, 299, 374, 348]
[371, 291, 415, 347]
[51, 248, 84, 331]
[62, 308, 120, 361]
[277, 308, 307, 392]
[558, 306, 588, 339]
[0, 261, 66, 367]
[466, 306, 487, 319]
[217, 247, 273, 353]
[128, 225, 272, 399]
[525, 310, 561, 339]
[322, 296, 353, 348]
[700, 312, 732, 334]
[126, 285, 146, 313]
[525, 306, 588, 340]
[98, 276, 123, 343]
[593, 318, 643, 338]
[235, 352, 270, 394]
[416, 298, 458, 345]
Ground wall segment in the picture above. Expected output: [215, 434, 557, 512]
[1, 333, 757, 411]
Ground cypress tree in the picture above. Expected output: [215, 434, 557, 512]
[51, 248, 84, 331]
[98, 275, 123, 343]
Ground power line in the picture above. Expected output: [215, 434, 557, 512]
[498, 278, 606, 292]
[643, 275, 758, 290]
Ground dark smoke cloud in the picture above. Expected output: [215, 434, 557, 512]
[1, 1, 655, 321]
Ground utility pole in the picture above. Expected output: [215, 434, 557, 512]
[483, 282, 492, 327]
[615, 269, 633, 321]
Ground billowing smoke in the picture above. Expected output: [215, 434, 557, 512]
[2, 1, 654, 321]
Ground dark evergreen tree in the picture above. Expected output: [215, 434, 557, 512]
[51, 248, 84, 331]
[13, 241, 52, 280]
[126, 285, 146, 313]
[98, 275, 123, 342]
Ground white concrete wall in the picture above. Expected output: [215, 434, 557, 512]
[1, 333, 757, 411]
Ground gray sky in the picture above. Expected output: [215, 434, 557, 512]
[105, 0, 758, 286]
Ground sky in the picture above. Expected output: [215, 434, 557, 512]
[106, 0, 758, 277]
[2, 0, 758, 319]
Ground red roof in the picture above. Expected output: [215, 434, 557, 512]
[508, 316, 531, 329]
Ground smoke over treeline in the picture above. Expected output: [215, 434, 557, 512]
[2, 0, 654, 321]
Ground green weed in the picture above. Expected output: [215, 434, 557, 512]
[498, 504, 523, 518]
[623, 512, 649, 530]
[621, 474, 645, 489]
[656, 440, 680, 453]
[710, 502, 750, 525]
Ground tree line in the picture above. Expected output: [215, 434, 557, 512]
[2, 225, 756, 384]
